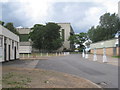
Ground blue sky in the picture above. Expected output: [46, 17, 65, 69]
[0, 0, 119, 33]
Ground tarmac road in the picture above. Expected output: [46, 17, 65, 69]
[35, 54, 118, 88]
[2, 54, 119, 88]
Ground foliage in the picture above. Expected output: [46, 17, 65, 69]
[88, 13, 120, 43]
[5, 22, 19, 35]
[29, 23, 62, 52]
[0, 21, 4, 26]
[19, 34, 29, 42]
[69, 32, 88, 50]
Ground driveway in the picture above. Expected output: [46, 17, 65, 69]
[2, 54, 118, 88]
[35, 54, 118, 88]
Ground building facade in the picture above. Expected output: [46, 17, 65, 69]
[57, 23, 74, 51]
[90, 38, 119, 56]
[16, 23, 74, 53]
[16, 28, 32, 53]
[0, 25, 19, 62]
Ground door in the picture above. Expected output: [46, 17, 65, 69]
[14, 46, 16, 60]
[4, 43, 7, 61]
[8, 45, 10, 61]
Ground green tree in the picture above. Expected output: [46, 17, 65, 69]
[29, 23, 62, 52]
[5, 22, 19, 35]
[69, 32, 88, 51]
[44, 23, 62, 52]
[29, 24, 45, 51]
[0, 21, 4, 26]
[88, 13, 120, 42]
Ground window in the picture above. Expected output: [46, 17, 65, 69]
[62, 29, 65, 41]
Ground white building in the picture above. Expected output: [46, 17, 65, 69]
[118, 1, 120, 18]
[16, 28, 32, 53]
[0, 25, 19, 62]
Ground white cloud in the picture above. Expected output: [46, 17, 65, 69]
[1, 0, 120, 32]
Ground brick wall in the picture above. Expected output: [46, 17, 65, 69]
[91, 47, 119, 56]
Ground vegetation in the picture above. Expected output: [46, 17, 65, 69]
[29, 22, 63, 52]
[5, 22, 19, 35]
[19, 34, 29, 42]
[87, 13, 120, 43]
[2, 72, 31, 88]
[0, 21, 19, 35]
[112, 56, 120, 58]
[69, 32, 88, 51]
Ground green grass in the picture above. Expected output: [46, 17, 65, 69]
[112, 56, 120, 58]
[2, 72, 31, 88]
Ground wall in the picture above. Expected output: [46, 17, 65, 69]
[19, 46, 32, 53]
[58, 23, 71, 50]
[91, 47, 119, 56]
[0, 25, 19, 62]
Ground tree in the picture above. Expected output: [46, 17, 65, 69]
[29, 23, 62, 52]
[69, 32, 88, 51]
[5, 22, 19, 35]
[88, 13, 120, 42]
[44, 23, 62, 52]
[0, 21, 4, 26]
[29, 24, 45, 51]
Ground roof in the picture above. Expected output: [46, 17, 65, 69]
[0, 25, 19, 42]
[90, 38, 118, 49]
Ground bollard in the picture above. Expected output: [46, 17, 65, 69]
[41, 53, 42, 56]
[93, 48, 97, 61]
[82, 50, 85, 58]
[23, 54, 25, 59]
[59, 52, 60, 56]
[56, 52, 57, 56]
[103, 48, 107, 63]
[28, 54, 30, 58]
[85, 53, 88, 58]
[47, 53, 48, 56]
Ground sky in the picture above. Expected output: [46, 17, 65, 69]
[0, 0, 119, 33]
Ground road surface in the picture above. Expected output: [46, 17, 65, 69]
[3, 54, 118, 88]
[35, 54, 118, 88]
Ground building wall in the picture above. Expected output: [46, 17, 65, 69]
[16, 23, 74, 53]
[0, 25, 19, 62]
[118, 1, 120, 18]
[90, 38, 119, 56]
[57, 23, 74, 51]
[91, 47, 119, 56]
[16, 28, 31, 34]
[19, 46, 32, 53]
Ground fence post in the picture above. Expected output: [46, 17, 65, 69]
[23, 54, 24, 59]
[47, 53, 48, 56]
[41, 53, 42, 56]
[28, 53, 29, 58]
[56, 52, 57, 56]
